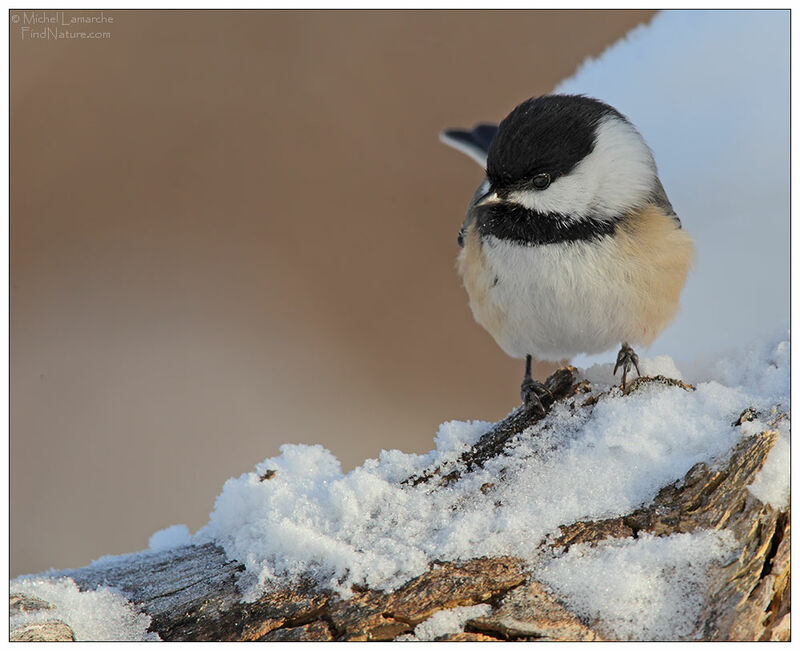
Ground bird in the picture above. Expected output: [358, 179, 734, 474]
[440, 94, 694, 415]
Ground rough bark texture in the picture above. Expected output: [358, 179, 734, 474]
[9, 369, 790, 642]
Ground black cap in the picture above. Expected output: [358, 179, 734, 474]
[486, 94, 627, 188]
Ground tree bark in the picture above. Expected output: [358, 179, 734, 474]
[10, 370, 790, 641]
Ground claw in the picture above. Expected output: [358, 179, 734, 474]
[520, 354, 554, 416]
[614, 343, 641, 391]
[521, 377, 551, 416]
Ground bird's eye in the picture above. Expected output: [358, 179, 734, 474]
[532, 173, 551, 190]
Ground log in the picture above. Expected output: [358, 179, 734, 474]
[10, 369, 790, 641]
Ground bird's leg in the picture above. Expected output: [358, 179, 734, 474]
[520, 354, 552, 416]
[613, 342, 641, 391]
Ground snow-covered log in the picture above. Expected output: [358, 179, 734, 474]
[9, 366, 790, 641]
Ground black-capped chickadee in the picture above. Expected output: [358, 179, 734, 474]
[441, 94, 694, 414]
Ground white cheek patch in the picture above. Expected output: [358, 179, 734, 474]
[508, 115, 657, 221]
[509, 166, 601, 218]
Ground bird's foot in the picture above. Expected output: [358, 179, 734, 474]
[521, 377, 552, 416]
[613, 343, 641, 391]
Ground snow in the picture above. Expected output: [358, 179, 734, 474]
[537, 530, 737, 641]
[148, 524, 192, 552]
[12, 342, 786, 644]
[395, 604, 491, 641]
[682, 335, 790, 407]
[9, 576, 160, 641]
[554, 10, 789, 367]
[746, 417, 790, 509]
[193, 333, 788, 643]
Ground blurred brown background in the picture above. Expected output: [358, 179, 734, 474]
[10, 9, 655, 576]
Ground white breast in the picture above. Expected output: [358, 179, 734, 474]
[457, 205, 693, 362]
[464, 235, 645, 360]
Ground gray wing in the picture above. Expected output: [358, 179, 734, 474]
[650, 176, 682, 227]
[441, 124, 499, 247]
[439, 124, 499, 169]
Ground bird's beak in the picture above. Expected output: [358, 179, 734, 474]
[475, 190, 502, 207]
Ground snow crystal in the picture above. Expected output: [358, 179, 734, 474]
[148, 524, 192, 551]
[199, 335, 788, 612]
[536, 530, 737, 641]
[9, 576, 159, 641]
[396, 604, 491, 641]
